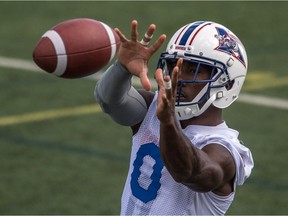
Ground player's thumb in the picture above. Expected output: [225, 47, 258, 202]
[139, 70, 151, 91]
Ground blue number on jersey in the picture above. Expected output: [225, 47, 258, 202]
[130, 143, 164, 203]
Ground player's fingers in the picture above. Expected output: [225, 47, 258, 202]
[155, 68, 172, 103]
[163, 75, 172, 100]
[139, 69, 151, 91]
[146, 24, 156, 38]
[114, 28, 128, 43]
[148, 34, 166, 55]
[140, 24, 155, 46]
[130, 20, 138, 42]
[171, 58, 183, 96]
[155, 68, 164, 90]
[155, 71, 169, 116]
[155, 68, 170, 92]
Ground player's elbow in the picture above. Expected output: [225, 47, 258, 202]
[95, 86, 147, 126]
[173, 166, 224, 193]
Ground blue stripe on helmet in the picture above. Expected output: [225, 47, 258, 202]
[179, 21, 205, 46]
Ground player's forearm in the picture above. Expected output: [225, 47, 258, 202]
[160, 121, 222, 192]
[159, 121, 202, 183]
[94, 60, 147, 126]
[95, 60, 133, 105]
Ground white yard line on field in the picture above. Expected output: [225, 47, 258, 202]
[238, 93, 288, 110]
[0, 56, 40, 72]
[1, 56, 288, 111]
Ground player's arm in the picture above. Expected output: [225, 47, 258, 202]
[159, 122, 235, 195]
[94, 60, 148, 127]
[155, 59, 235, 195]
[95, 20, 165, 128]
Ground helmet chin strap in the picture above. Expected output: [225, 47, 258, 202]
[174, 83, 218, 120]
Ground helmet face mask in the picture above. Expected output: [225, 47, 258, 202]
[157, 21, 248, 120]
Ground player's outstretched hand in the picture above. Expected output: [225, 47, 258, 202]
[155, 58, 183, 124]
[114, 20, 166, 91]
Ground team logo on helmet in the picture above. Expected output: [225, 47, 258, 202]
[215, 27, 246, 67]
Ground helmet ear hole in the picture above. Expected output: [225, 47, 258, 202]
[225, 80, 234, 90]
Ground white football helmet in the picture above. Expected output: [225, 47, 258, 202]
[157, 21, 248, 120]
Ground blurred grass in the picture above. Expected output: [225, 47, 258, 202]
[1, 1, 288, 72]
[0, 69, 131, 214]
[0, 1, 288, 214]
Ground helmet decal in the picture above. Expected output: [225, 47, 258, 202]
[215, 27, 246, 68]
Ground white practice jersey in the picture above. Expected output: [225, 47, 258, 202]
[121, 92, 254, 215]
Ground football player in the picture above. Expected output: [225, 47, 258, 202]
[95, 20, 254, 215]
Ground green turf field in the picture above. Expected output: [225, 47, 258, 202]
[0, 1, 288, 214]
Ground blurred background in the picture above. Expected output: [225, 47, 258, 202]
[0, 1, 287, 214]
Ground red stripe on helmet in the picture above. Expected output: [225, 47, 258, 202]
[188, 22, 212, 45]
[174, 24, 189, 44]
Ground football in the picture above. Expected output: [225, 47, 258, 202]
[32, 18, 120, 78]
